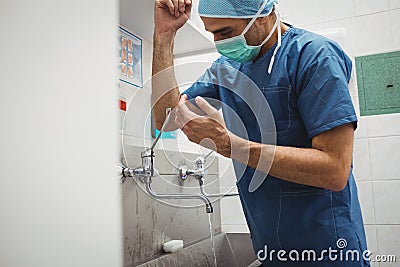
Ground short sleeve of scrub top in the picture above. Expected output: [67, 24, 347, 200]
[183, 59, 220, 101]
[293, 38, 357, 139]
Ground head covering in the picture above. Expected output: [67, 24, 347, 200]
[198, 0, 279, 18]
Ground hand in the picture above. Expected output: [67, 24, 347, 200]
[174, 95, 233, 158]
[154, 0, 192, 35]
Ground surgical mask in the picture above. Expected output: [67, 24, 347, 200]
[215, 1, 282, 73]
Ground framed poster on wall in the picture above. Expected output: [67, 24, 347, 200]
[118, 25, 142, 88]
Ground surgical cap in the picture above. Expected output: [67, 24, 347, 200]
[198, 0, 279, 18]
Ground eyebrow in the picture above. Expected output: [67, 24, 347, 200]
[210, 26, 232, 34]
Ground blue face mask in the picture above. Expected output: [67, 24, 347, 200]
[214, 1, 281, 70]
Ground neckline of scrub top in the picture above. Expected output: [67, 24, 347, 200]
[246, 23, 293, 69]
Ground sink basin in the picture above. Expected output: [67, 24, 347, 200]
[135, 232, 261, 267]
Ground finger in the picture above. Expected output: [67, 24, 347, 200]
[178, 0, 185, 13]
[184, 0, 192, 17]
[177, 106, 196, 125]
[162, 0, 174, 15]
[180, 100, 199, 119]
[185, 101, 205, 116]
[174, 104, 193, 128]
[172, 0, 179, 16]
[195, 96, 217, 115]
[178, 94, 188, 106]
[179, 94, 204, 115]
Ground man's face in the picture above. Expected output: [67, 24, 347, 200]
[201, 16, 261, 46]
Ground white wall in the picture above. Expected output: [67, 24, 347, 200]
[0, 1, 122, 267]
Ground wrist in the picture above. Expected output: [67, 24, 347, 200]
[153, 30, 176, 43]
[228, 133, 248, 160]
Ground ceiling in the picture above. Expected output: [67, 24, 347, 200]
[120, 0, 215, 57]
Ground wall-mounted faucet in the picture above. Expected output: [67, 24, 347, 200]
[118, 112, 214, 213]
[179, 153, 239, 199]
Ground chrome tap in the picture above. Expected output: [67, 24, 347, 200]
[120, 150, 156, 183]
[179, 153, 239, 199]
[118, 111, 213, 213]
[118, 151, 213, 214]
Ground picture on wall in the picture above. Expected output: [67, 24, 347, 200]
[118, 25, 142, 88]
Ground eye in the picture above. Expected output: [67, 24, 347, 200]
[220, 30, 233, 37]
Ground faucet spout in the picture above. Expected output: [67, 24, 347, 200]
[144, 177, 213, 213]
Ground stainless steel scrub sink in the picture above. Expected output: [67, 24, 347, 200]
[135, 232, 261, 267]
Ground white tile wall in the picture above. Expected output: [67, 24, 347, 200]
[353, 139, 372, 181]
[357, 181, 375, 224]
[352, 97, 360, 116]
[218, 156, 237, 188]
[389, 0, 400, 9]
[156, 131, 201, 154]
[306, 12, 394, 57]
[376, 225, 400, 267]
[279, 0, 355, 27]
[368, 137, 400, 180]
[352, 97, 369, 139]
[355, 117, 369, 139]
[353, 0, 389, 16]
[349, 72, 359, 98]
[220, 197, 248, 227]
[373, 181, 400, 224]
[390, 9, 400, 48]
[364, 225, 380, 267]
[367, 113, 400, 137]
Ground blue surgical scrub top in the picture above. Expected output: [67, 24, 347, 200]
[184, 26, 369, 266]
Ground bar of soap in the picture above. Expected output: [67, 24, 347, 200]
[163, 240, 184, 253]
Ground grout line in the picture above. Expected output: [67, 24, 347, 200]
[366, 223, 400, 226]
[366, 134, 400, 140]
[302, 7, 400, 27]
[389, 9, 396, 48]
[366, 137, 380, 254]
[370, 178, 400, 182]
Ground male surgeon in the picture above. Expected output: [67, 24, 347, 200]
[152, 0, 369, 266]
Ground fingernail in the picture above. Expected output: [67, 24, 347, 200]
[180, 7, 185, 12]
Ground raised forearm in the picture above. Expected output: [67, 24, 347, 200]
[152, 33, 181, 130]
